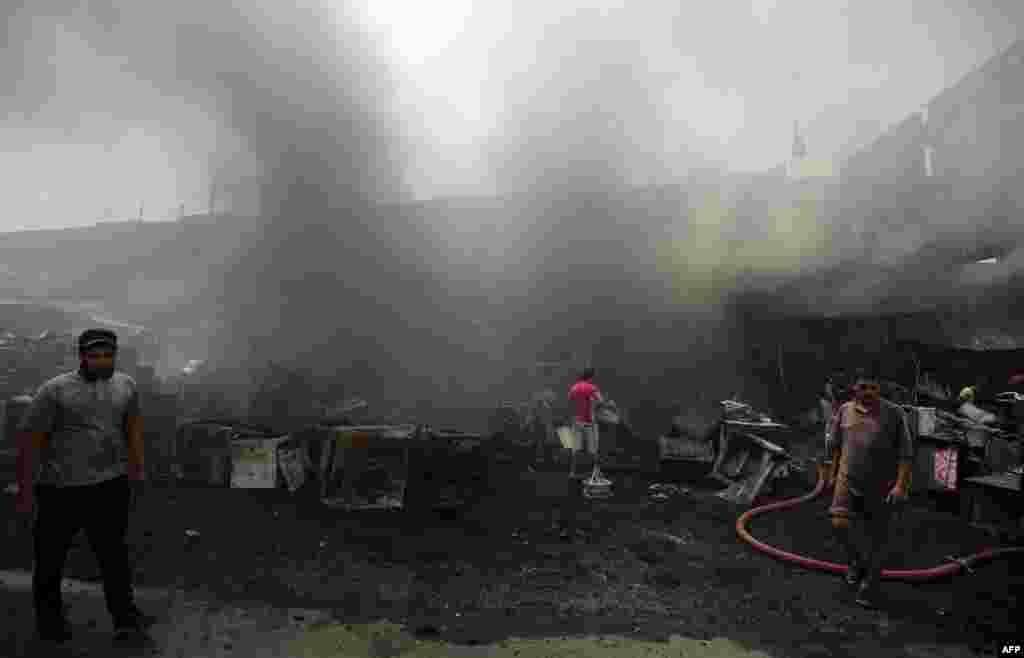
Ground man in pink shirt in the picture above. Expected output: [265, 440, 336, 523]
[827, 367, 913, 609]
[568, 368, 604, 480]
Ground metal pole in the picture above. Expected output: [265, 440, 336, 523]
[778, 343, 787, 393]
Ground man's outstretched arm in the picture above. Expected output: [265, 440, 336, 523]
[15, 431, 47, 512]
[125, 414, 145, 481]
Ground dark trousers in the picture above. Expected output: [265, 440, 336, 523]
[33, 476, 136, 626]
[835, 493, 892, 588]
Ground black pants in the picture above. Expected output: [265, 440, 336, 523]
[33, 476, 136, 626]
[838, 493, 893, 588]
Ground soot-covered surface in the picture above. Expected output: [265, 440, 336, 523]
[1, 461, 1019, 657]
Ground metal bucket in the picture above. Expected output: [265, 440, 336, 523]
[582, 474, 612, 499]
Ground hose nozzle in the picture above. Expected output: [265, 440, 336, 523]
[944, 555, 975, 576]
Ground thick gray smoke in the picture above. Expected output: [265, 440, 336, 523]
[474, 8, 748, 411]
[148, 3, 411, 377]
[6, 1, 1021, 427]
[469, 2, 1023, 423]
[3, 1, 453, 412]
[152, 3, 450, 413]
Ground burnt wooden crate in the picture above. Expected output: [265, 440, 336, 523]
[658, 434, 715, 463]
[960, 471, 1024, 535]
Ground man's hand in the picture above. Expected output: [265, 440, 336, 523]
[15, 483, 33, 516]
[886, 484, 908, 505]
[891, 461, 912, 505]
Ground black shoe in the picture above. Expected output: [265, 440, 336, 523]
[35, 618, 73, 644]
[115, 605, 158, 631]
[845, 564, 864, 587]
[113, 626, 154, 649]
[855, 582, 880, 609]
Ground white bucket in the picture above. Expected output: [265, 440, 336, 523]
[557, 426, 580, 451]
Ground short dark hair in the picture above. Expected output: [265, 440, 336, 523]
[78, 328, 118, 353]
[580, 367, 595, 381]
[853, 361, 882, 384]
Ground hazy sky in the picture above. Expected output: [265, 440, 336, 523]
[1, 0, 1020, 230]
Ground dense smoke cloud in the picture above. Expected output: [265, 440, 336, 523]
[151, 1, 428, 408]
[463, 6, 745, 404]
[485, 15, 687, 196]
[462, 1, 1022, 415]
[3, 0, 1022, 424]
[5, 0, 434, 410]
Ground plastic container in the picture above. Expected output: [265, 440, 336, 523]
[557, 426, 580, 451]
[594, 400, 620, 425]
[914, 407, 937, 437]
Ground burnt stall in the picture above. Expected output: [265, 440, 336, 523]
[287, 425, 493, 514]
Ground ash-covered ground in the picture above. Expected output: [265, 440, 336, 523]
[2, 445, 1019, 657]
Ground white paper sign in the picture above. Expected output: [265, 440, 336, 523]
[230, 438, 280, 489]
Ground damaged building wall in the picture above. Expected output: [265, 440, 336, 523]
[927, 39, 1024, 209]
[836, 38, 1024, 274]
[730, 295, 1024, 421]
[834, 111, 950, 275]
[726, 299, 953, 415]
[748, 39, 1024, 408]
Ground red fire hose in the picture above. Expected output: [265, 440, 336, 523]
[735, 465, 1024, 581]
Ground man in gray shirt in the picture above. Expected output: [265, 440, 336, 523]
[826, 365, 914, 608]
[15, 329, 155, 645]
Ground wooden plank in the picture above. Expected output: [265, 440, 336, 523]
[738, 432, 787, 455]
[963, 472, 1023, 492]
[710, 421, 730, 481]
[723, 420, 788, 430]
